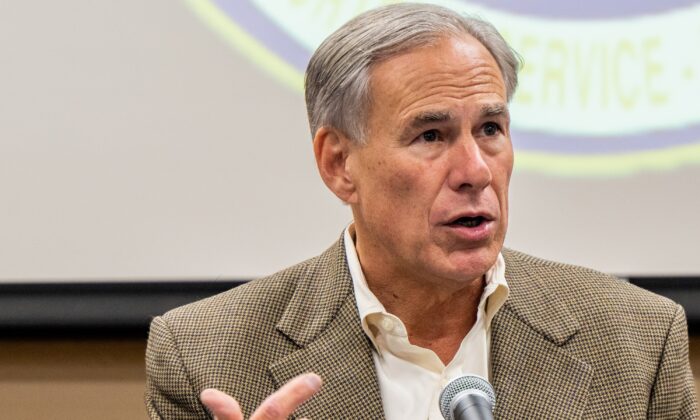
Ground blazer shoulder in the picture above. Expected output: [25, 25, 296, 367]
[158, 253, 320, 332]
[502, 248, 680, 325]
[156, 237, 349, 338]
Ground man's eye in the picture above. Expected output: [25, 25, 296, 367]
[482, 122, 501, 136]
[420, 129, 440, 142]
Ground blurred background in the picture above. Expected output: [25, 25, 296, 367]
[0, 1, 698, 418]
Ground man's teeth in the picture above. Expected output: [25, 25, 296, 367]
[454, 217, 484, 227]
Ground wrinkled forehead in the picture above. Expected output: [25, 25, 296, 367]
[366, 35, 507, 121]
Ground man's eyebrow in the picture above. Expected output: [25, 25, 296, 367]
[480, 103, 510, 119]
[409, 110, 454, 128]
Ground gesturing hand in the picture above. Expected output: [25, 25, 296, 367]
[199, 373, 322, 420]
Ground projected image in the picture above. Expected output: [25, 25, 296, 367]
[185, 0, 700, 176]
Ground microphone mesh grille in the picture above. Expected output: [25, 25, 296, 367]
[438, 375, 495, 420]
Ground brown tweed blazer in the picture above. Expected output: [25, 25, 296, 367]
[146, 240, 698, 419]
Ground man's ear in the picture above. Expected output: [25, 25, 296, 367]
[313, 126, 357, 203]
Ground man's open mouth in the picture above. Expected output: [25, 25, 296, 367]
[449, 216, 488, 228]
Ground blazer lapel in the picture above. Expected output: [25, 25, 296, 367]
[491, 250, 593, 419]
[268, 239, 385, 419]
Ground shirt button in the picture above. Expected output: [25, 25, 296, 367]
[381, 318, 394, 332]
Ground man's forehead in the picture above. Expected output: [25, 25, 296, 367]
[370, 37, 505, 98]
[358, 34, 509, 142]
[372, 34, 500, 77]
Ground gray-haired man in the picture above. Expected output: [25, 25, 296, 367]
[146, 4, 697, 419]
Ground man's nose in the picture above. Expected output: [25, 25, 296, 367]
[446, 135, 492, 191]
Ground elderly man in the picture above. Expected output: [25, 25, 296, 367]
[146, 3, 697, 419]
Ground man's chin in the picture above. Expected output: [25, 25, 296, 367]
[446, 247, 500, 278]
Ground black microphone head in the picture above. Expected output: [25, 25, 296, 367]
[439, 375, 495, 420]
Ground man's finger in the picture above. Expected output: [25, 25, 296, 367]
[200, 388, 244, 420]
[250, 373, 322, 420]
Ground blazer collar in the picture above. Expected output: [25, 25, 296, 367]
[270, 237, 385, 419]
[275, 237, 354, 346]
[501, 248, 580, 345]
[490, 249, 592, 418]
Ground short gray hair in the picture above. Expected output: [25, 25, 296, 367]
[304, 2, 521, 143]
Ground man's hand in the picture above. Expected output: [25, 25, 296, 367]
[199, 373, 322, 420]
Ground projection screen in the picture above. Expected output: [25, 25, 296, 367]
[0, 0, 698, 283]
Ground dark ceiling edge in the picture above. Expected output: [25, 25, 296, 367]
[0, 277, 697, 338]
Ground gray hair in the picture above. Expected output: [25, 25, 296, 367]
[304, 2, 521, 143]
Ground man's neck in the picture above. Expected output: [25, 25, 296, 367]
[368, 272, 484, 364]
[349, 223, 489, 363]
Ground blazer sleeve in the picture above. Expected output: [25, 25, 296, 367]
[647, 305, 698, 419]
[145, 316, 210, 420]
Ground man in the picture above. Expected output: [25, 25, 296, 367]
[146, 4, 697, 419]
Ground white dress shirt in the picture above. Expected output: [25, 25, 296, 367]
[344, 226, 509, 420]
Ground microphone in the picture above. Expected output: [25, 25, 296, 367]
[438, 375, 495, 420]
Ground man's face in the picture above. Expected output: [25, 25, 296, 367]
[346, 35, 513, 287]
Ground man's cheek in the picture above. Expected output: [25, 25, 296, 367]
[384, 171, 420, 202]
